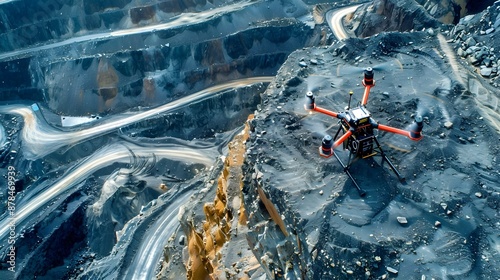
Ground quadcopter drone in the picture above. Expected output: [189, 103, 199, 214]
[304, 67, 423, 196]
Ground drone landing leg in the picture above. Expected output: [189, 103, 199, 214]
[373, 138, 405, 182]
[333, 126, 343, 141]
[333, 152, 367, 197]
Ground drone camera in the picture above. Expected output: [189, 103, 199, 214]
[305, 91, 316, 110]
[363, 67, 374, 86]
[409, 116, 424, 140]
[319, 135, 333, 158]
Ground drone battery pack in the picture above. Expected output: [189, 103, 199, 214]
[347, 107, 371, 127]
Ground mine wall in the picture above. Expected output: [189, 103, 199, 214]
[0, 0, 237, 52]
[353, 0, 499, 38]
[119, 83, 267, 140]
[1, 18, 323, 115]
[0, 0, 323, 116]
[353, 0, 442, 38]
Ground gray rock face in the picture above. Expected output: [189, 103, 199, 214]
[0, 0, 321, 115]
[485, 27, 495, 34]
[465, 36, 476, 47]
[40, 20, 317, 115]
[451, 1, 500, 84]
[354, 0, 442, 38]
[0, 0, 239, 51]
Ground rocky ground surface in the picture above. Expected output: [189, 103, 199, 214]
[175, 2, 500, 278]
[238, 31, 500, 279]
[349, 0, 500, 87]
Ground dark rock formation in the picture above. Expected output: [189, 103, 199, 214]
[36, 19, 316, 115]
[16, 193, 88, 279]
[0, 0, 323, 116]
[353, 0, 498, 38]
[354, 0, 442, 38]
[0, 0, 236, 52]
[449, 1, 500, 85]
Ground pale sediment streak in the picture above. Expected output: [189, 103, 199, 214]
[0, 124, 5, 147]
[0, 77, 273, 160]
[0, 0, 18, 5]
[0, 0, 257, 61]
[125, 191, 192, 280]
[0, 142, 215, 240]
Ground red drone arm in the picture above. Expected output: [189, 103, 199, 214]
[311, 105, 338, 118]
[333, 130, 352, 148]
[377, 121, 423, 141]
[305, 91, 340, 118]
[319, 130, 352, 158]
[361, 85, 373, 106]
[378, 124, 411, 137]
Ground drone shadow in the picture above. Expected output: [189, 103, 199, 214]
[333, 153, 400, 227]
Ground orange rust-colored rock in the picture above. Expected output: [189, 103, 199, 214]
[143, 77, 156, 100]
[256, 186, 289, 237]
[97, 58, 119, 102]
[186, 115, 255, 280]
[186, 227, 211, 280]
[130, 5, 156, 24]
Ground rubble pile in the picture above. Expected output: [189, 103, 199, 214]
[449, 1, 500, 85]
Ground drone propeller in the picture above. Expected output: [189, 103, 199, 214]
[302, 114, 330, 137]
[292, 75, 335, 116]
[301, 87, 344, 138]
[306, 74, 330, 93]
[415, 102, 430, 118]
[416, 93, 452, 122]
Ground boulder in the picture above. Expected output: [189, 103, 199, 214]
[465, 36, 476, 47]
[480, 67, 493, 77]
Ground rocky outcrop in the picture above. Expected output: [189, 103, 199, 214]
[449, 1, 500, 86]
[417, 0, 464, 23]
[121, 83, 266, 141]
[181, 115, 260, 279]
[1, 0, 322, 115]
[16, 194, 88, 278]
[354, 0, 442, 38]
[97, 58, 119, 103]
[0, 0, 234, 52]
[354, 0, 499, 38]
[416, 0, 498, 22]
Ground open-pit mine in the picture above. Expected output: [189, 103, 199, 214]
[1, 0, 499, 279]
